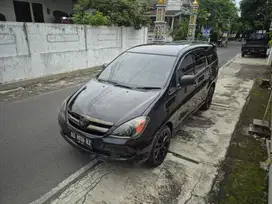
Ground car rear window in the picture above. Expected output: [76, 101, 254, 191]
[98, 52, 176, 88]
[248, 33, 267, 41]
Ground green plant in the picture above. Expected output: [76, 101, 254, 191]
[72, 0, 151, 29]
[72, 12, 109, 26]
[171, 18, 189, 41]
[269, 39, 272, 46]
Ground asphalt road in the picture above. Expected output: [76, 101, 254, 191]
[0, 41, 242, 204]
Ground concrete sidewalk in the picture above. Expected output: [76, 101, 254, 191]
[30, 56, 267, 204]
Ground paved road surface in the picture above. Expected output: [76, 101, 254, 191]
[0, 42, 241, 204]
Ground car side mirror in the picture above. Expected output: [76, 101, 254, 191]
[102, 63, 108, 69]
[179, 75, 195, 86]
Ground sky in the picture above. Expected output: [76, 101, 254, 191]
[235, 0, 241, 8]
[235, 0, 241, 16]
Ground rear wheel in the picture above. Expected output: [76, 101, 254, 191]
[201, 85, 215, 111]
[242, 53, 245, 57]
[146, 126, 171, 167]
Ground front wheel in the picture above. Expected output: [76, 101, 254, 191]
[146, 126, 171, 167]
[201, 85, 215, 111]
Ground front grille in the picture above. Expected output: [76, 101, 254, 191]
[67, 111, 114, 136]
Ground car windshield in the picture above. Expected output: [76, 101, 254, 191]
[97, 52, 176, 88]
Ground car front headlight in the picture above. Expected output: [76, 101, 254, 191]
[111, 116, 149, 139]
[59, 98, 68, 120]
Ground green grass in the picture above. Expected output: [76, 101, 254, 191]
[214, 79, 269, 204]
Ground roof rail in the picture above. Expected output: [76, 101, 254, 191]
[128, 40, 215, 51]
[127, 42, 160, 51]
[175, 40, 212, 44]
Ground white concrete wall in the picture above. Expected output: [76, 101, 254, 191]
[0, 22, 148, 83]
[0, 0, 73, 23]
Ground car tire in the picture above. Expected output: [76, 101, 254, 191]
[242, 53, 245, 57]
[200, 85, 215, 111]
[146, 125, 171, 167]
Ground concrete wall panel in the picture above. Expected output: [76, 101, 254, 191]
[0, 22, 148, 83]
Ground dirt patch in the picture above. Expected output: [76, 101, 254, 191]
[209, 77, 269, 204]
[0, 67, 101, 102]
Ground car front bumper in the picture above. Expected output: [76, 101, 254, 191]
[58, 114, 152, 163]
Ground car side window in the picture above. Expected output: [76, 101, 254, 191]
[206, 47, 218, 65]
[194, 49, 207, 72]
[169, 71, 177, 93]
[212, 50, 218, 63]
[178, 54, 195, 78]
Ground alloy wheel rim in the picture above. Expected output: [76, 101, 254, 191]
[154, 130, 170, 162]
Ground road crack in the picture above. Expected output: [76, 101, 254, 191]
[74, 163, 113, 204]
[184, 173, 203, 204]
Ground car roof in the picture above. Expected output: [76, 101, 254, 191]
[128, 41, 214, 56]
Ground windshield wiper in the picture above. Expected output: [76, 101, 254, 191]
[97, 78, 113, 84]
[98, 79, 133, 89]
[135, 86, 162, 90]
[113, 83, 134, 89]
[98, 79, 160, 90]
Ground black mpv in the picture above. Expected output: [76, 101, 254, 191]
[58, 41, 219, 167]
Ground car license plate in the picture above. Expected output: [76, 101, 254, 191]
[70, 132, 92, 148]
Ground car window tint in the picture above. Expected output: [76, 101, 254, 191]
[98, 52, 176, 88]
[169, 71, 177, 92]
[204, 46, 218, 66]
[194, 49, 206, 71]
[207, 55, 213, 64]
[178, 54, 194, 76]
[212, 50, 218, 62]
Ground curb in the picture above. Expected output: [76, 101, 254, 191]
[220, 54, 240, 70]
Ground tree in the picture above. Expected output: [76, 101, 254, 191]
[72, 0, 152, 29]
[196, 0, 239, 40]
[240, 0, 272, 32]
[171, 17, 189, 40]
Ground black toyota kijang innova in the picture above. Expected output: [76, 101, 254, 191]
[58, 42, 219, 167]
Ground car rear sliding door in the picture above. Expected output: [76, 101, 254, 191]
[191, 48, 210, 109]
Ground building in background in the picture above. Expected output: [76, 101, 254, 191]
[146, 0, 191, 32]
[145, 0, 191, 42]
[0, 0, 77, 23]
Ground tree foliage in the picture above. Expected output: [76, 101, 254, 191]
[240, 0, 272, 33]
[72, 11, 109, 26]
[171, 17, 189, 40]
[72, 0, 151, 29]
[197, 0, 239, 34]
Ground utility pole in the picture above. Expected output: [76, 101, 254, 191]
[187, 0, 199, 40]
[153, 0, 167, 43]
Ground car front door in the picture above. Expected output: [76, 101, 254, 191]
[175, 52, 196, 124]
[166, 52, 196, 129]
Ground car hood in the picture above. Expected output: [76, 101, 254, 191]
[68, 79, 161, 125]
